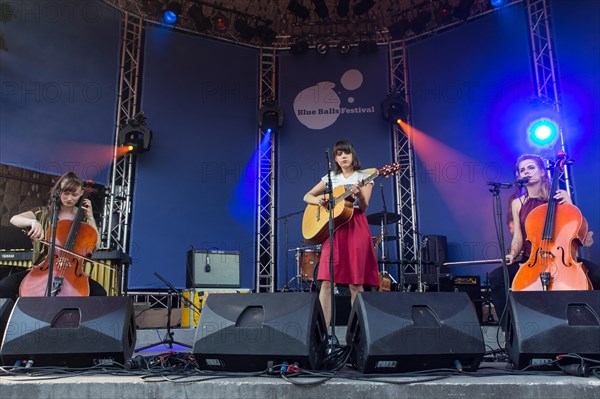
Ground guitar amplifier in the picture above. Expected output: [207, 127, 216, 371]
[453, 275, 481, 300]
[186, 250, 241, 289]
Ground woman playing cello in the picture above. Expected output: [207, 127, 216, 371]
[0, 172, 106, 300]
[490, 154, 599, 325]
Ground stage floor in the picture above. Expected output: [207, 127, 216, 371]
[1, 326, 599, 399]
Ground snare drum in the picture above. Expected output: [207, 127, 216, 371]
[297, 248, 321, 281]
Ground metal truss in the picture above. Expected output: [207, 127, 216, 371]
[255, 48, 277, 293]
[100, 12, 143, 269]
[388, 40, 420, 289]
[525, 0, 572, 196]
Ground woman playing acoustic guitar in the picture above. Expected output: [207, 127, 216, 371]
[303, 139, 379, 332]
[0, 172, 106, 300]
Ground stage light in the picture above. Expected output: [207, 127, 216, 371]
[338, 40, 350, 54]
[388, 19, 410, 40]
[141, 0, 161, 15]
[259, 98, 284, 133]
[291, 39, 309, 55]
[235, 18, 256, 41]
[163, 2, 181, 25]
[337, 0, 350, 17]
[528, 118, 559, 147]
[316, 40, 329, 55]
[358, 40, 377, 54]
[287, 0, 310, 20]
[212, 13, 228, 32]
[435, 1, 453, 25]
[256, 24, 276, 45]
[118, 113, 152, 154]
[381, 92, 409, 124]
[410, 10, 432, 35]
[189, 5, 212, 33]
[453, 0, 475, 20]
[489, 0, 506, 8]
[353, 0, 375, 16]
[313, 0, 329, 19]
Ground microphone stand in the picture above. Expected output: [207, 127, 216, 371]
[135, 272, 193, 352]
[45, 187, 62, 297]
[487, 181, 512, 330]
[378, 183, 398, 288]
[324, 149, 338, 349]
[276, 209, 304, 291]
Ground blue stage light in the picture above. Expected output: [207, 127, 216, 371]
[490, 0, 506, 8]
[528, 118, 559, 147]
[163, 2, 181, 25]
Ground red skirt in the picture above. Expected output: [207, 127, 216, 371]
[317, 209, 380, 287]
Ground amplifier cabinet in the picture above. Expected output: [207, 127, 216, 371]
[186, 250, 241, 289]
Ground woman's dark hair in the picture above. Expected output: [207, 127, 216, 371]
[332, 139, 361, 174]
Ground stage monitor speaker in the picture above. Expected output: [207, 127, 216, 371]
[186, 250, 241, 288]
[0, 298, 14, 342]
[347, 292, 484, 373]
[193, 292, 327, 371]
[506, 291, 600, 369]
[0, 296, 136, 367]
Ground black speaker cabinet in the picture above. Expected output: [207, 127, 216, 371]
[423, 235, 448, 274]
[347, 292, 484, 373]
[193, 292, 327, 371]
[186, 250, 241, 288]
[506, 291, 600, 369]
[0, 296, 136, 367]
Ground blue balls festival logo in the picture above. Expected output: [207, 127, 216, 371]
[293, 69, 375, 130]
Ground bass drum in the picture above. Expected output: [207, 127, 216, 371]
[297, 248, 321, 281]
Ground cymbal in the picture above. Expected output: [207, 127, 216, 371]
[366, 212, 401, 225]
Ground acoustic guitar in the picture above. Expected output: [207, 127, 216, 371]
[301, 163, 401, 245]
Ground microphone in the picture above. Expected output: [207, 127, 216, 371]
[325, 148, 331, 170]
[514, 177, 530, 187]
[205, 252, 211, 272]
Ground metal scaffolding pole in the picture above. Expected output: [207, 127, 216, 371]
[100, 12, 143, 293]
[388, 40, 420, 290]
[256, 47, 277, 292]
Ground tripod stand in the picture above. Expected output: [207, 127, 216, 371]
[135, 272, 194, 352]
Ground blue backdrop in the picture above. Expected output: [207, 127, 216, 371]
[0, 0, 120, 184]
[127, 27, 259, 289]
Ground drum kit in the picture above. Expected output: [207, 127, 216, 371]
[285, 210, 405, 292]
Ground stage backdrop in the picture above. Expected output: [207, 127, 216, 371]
[409, 1, 600, 281]
[128, 27, 258, 289]
[0, 0, 120, 184]
[277, 49, 395, 290]
[550, 0, 600, 263]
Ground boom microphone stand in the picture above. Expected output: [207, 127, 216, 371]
[324, 149, 339, 349]
[277, 209, 304, 291]
[135, 272, 194, 352]
[486, 181, 513, 330]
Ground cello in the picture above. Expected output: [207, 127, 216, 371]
[512, 151, 592, 291]
[19, 184, 97, 297]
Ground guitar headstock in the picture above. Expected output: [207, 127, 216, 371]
[377, 162, 401, 177]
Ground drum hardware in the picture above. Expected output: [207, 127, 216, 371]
[285, 247, 321, 292]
